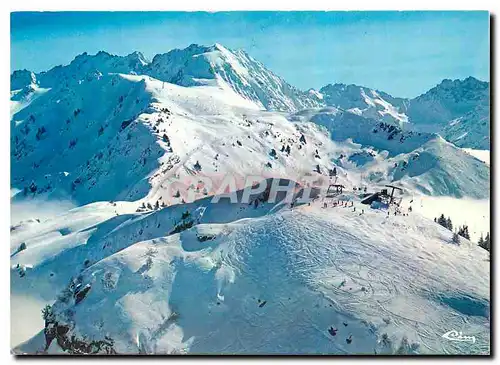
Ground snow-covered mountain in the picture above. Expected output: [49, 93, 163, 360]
[289, 107, 489, 199]
[10, 44, 490, 355]
[12, 44, 320, 113]
[11, 45, 489, 149]
[407, 77, 489, 126]
[10, 71, 344, 206]
[406, 77, 490, 149]
[145, 43, 321, 111]
[318, 83, 409, 125]
[316, 78, 490, 150]
[10, 71, 489, 206]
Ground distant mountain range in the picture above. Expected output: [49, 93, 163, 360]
[11, 43, 489, 149]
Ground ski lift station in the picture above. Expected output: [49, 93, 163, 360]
[360, 184, 404, 209]
[326, 184, 346, 198]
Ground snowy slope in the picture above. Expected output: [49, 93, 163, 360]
[11, 73, 160, 205]
[290, 107, 432, 155]
[12, 193, 489, 354]
[364, 137, 490, 199]
[289, 108, 489, 199]
[10, 84, 50, 119]
[410, 196, 489, 242]
[11, 72, 489, 207]
[11, 71, 363, 206]
[439, 105, 490, 150]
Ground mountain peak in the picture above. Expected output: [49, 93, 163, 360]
[146, 43, 320, 111]
[434, 76, 488, 91]
[213, 42, 227, 51]
[11, 69, 37, 90]
[124, 51, 148, 67]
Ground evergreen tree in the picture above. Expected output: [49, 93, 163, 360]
[452, 231, 460, 244]
[436, 214, 447, 228]
[457, 225, 470, 240]
[446, 217, 453, 231]
[479, 232, 490, 252]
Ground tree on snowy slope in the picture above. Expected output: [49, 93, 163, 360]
[457, 225, 470, 240]
[446, 217, 453, 231]
[437, 214, 446, 226]
[436, 214, 453, 231]
[479, 233, 490, 252]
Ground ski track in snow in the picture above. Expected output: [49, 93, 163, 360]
[11, 196, 490, 354]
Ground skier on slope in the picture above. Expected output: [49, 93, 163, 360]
[328, 327, 338, 336]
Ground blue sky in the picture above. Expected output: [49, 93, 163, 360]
[11, 11, 489, 98]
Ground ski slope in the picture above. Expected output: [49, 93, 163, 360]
[12, 193, 489, 354]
